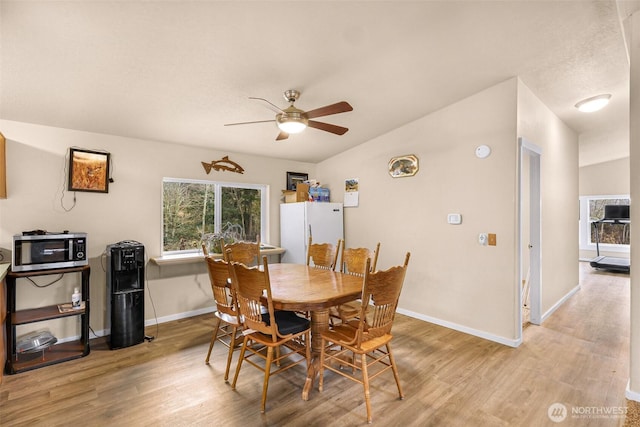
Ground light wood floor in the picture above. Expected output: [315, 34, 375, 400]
[0, 262, 631, 426]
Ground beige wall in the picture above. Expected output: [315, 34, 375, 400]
[579, 157, 630, 196]
[516, 80, 579, 319]
[317, 78, 577, 345]
[0, 77, 579, 348]
[0, 119, 315, 338]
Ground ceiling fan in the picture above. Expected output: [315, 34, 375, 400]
[224, 89, 353, 141]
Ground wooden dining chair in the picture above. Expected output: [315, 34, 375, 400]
[306, 236, 341, 270]
[304, 236, 342, 320]
[318, 252, 410, 424]
[228, 255, 311, 414]
[203, 256, 242, 382]
[337, 242, 381, 323]
[223, 235, 260, 266]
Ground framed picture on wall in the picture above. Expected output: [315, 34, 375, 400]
[68, 148, 111, 193]
[286, 171, 308, 191]
[388, 154, 419, 178]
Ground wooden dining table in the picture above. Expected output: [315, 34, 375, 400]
[265, 263, 364, 400]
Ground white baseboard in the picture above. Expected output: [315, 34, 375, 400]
[396, 283, 578, 348]
[77, 291, 578, 351]
[396, 308, 522, 348]
[626, 380, 640, 402]
[144, 306, 215, 326]
[58, 306, 216, 343]
[541, 283, 580, 322]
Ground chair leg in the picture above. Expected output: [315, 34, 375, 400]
[231, 336, 249, 390]
[205, 316, 222, 364]
[318, 337, 326, 392]
[223, 326, 238, 382]
[261, 346, 274, 413]
[361, 352, 373, 424]
[387, 343, 404, 399]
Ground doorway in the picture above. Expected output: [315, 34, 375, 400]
[518, 137, 542, 338]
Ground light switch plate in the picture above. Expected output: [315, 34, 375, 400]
[447, 213, 462, 224]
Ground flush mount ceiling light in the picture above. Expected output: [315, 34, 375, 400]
[575, 94, 612, 113]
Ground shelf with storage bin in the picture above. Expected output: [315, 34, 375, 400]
[5, 265, 90, 374]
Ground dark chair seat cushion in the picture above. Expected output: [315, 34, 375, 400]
[262, 310, 310, 335]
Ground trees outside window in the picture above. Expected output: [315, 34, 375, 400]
[162, 178, 266, 254]
[579, 195, 630, 253]
[588, 198, 630, 245]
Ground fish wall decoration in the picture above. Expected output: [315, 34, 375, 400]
[201, 156, 245, 174]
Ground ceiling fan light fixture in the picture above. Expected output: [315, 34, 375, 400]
[276, 108, 308, 134]
[575, 94, 611, 113]
[226, 89, 352, 141]
[277, 120, 307, 134]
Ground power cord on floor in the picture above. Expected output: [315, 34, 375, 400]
[89, 325, 103, 339]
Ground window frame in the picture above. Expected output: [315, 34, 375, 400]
[161, 177, 268, 256]
[579, 194, 630, 254]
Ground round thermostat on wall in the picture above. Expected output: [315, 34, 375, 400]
[475, 145, 491, 159]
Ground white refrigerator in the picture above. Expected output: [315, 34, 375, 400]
[280, 202, 344, 264]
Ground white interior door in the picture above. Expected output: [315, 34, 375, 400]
[519, 138, 542, 336]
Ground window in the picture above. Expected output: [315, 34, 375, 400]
[162, 178, 267, 255]
[579, 195, 630, 252]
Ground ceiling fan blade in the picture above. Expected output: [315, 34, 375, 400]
[276, 131, 289, 141]
[308, 120, 349, 135]
[249, 97, 284, 113]
[224, 119, 275, 126]
[304, 101, 353, 119]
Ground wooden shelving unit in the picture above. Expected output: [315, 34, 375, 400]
[5, 265, 90, 374]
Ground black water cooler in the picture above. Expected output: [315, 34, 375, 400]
[106, 241, 145, 349]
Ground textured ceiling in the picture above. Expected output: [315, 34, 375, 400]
[1, 1, 637, 165]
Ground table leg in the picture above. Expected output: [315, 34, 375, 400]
[302, 308, 329, 400]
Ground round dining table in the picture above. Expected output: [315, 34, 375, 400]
[265, 263, 364, 400]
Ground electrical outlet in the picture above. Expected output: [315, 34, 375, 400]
[447, 213, 462, 225]
[488, 233, 497, 246]
[478, 233, 488, 245]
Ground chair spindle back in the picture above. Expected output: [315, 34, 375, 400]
[228, 256, 278, 340]
[224, 235, 260, 266]
[355, 252, 410, 344]
[204, 256, 236, 319]
[306, 236, 341, 271]
[340, 242, 380, 276]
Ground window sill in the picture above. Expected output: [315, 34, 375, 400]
[150, 246, 286, 266]
[580, 244, 630, 254]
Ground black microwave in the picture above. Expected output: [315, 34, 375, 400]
[12, 232, 88, 272]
